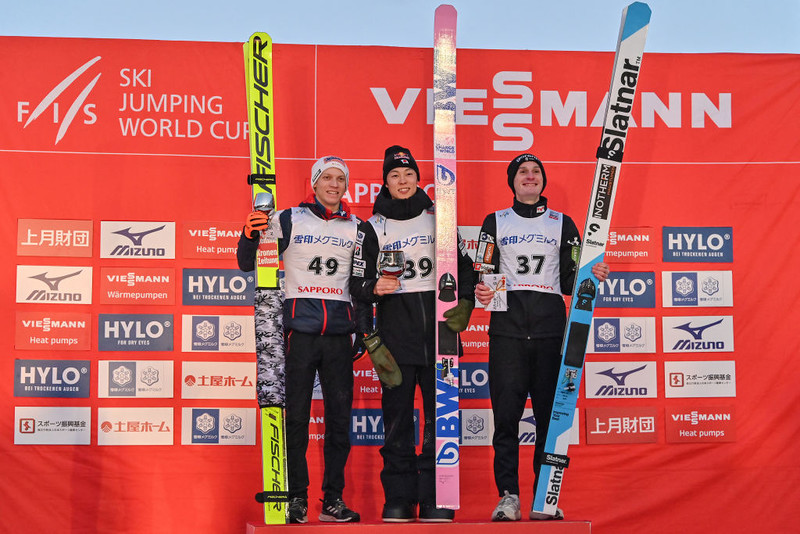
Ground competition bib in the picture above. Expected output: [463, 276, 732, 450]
[283, 207, 358, 302]
[496, 207, 563, 295]
[370, 210, 436, 294]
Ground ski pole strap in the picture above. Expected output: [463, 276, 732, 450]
[542, 452, 570, 469]
[247, 173, 276, 186]
[254, 491, 291, 503]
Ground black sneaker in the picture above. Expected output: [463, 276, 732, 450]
[287, 497, 308, 524]
[419, 503, 455, 523]
[319, 498, 360, 523]
[382, 502, 416, 523]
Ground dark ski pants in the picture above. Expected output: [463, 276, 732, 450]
[489, 335, 562, 498]
[379, 363, 437, 507]
[284, 331, 353, 500]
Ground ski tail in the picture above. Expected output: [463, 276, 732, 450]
[532, 1, 651, 517]
[244, 32, 288, 525]
[433, 3, 460, 510]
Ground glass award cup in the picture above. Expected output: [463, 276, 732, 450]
[253, 191, 275, 217]
[378, 249, 406, 277]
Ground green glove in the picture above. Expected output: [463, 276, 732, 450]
[443, 298, 475, 333]
[363, 331, 402, 389]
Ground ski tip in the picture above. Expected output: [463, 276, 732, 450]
[248, 31, 273, 45]
[622, 2, 652, 39]
[435, 4, 457, 18]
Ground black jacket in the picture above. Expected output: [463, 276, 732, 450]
[237, 197, 360, 336]
[350, 186, 476, 366]
[479, 196, 580, 339]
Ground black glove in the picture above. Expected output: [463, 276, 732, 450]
[363, 331, 402, 389]
[443, 298, 475, 333]
[352, 333, 368, 362]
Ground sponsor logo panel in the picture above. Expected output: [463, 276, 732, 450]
[15, 406, 91, 445]
[182, 268, 255, 306]
[588, 316, 656, 353]
[460, 408, 494, 446]
[584, 361, 657, 399]
[181, 407, 256, 445]
[98, 360, 174, 398]
[353, 359, 382, 399]
[663, 226, 733, 263]
[350, 408, 420, 446]
[15, 311, 91, 350]
[459, 362, 489, 399]
[100, 267, 175, 305]
[665, 405, 736, 443]
[597, 271, 655, 308]
[585, 406, 658, 444]
[460, 312, 489, 353]
[662, 315, 734, 353]
[662, 271, 733, 307]
[181, 361, 255, 399]
[97, 407, 174, 445]
[517, 408, 579, 447]
[16, 265, 93, 304]
[181, 315, 255, 353]
[605, 227, 655, 263]
[17, 219, 93, 257]
[14, 359, 91, 398]
[98, 314, 174, 351]
[183, 222, 242, 259]
[664, 360, 736, 398]
[100, 221, 175, 259]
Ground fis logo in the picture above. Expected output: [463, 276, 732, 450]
[100, 221, 176, 259]
[18, 56, 101, 144]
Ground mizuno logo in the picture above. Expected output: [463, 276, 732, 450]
[674, 319, 724, 340]
[596, 364, 646, 386]
[29, 270, 83, 291]
[21, 56, 102, 144]
[113, 225, 166, 246]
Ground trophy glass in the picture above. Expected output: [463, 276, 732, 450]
[378, 249, 406, 277]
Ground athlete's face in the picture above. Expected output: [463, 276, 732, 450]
[385, 167, 419, 200]
[513, 161, 544, 204]
[313, 168, 347, 211]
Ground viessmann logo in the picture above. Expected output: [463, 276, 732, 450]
[17, 56, 102, 144]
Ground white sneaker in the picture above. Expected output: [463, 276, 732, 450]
[491, 491, 521, 521]
[530, 507, 564, 520]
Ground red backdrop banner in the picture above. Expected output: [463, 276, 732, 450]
[2, 36, 800, 534]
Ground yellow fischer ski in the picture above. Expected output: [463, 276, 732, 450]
[243, 32, 289, 525]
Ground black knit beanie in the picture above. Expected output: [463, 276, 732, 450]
[507, 153, 547, 194]
[383, 145, 420, 183]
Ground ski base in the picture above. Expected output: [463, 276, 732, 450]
[432, 3, 460, 510]
[531, 1, 651, 517]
